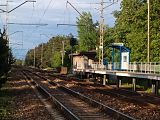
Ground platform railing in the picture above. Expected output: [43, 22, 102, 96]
[88, 62, 160, 74]
[127, 62, 160, 74]
[90, 62, 106, 70]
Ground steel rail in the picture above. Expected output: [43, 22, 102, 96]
[26, 69, 136, 120]
[22, 71, 80, 120]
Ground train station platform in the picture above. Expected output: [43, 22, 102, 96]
[74, 68, 160, 80]
[73, 65, 160, 95]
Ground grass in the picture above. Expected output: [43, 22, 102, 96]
[120, 83, 144, 89]
[145, 88, 152, 93]
[0, 83, 12, 120]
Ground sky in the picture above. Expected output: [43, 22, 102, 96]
[0, 0, 121, 59]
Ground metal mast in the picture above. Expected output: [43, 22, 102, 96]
[98, 0, 119, 64]
[5, 0, 9, 40]
[61, 41, 65, 66]
[64, 0, 118, 65]
[99, 0, 104, 64]
[41, 43, 43, 68]
[34, 48, 36, 67]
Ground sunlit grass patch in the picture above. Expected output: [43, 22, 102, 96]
[120, 83, 144, 89]
[0, 84, 11, 120]
[145, 88, 152, 93]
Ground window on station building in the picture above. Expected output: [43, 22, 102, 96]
[123, 56, 127, 62]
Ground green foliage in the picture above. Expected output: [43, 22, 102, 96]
[0, 31, 8, 77]
[0, 29, 14, 80]
[104, 26, 115, 61]
[25, 0, 160, 67]
[0, 29, 14, 87]
[25, 49, 34, 66]
[76, 12, 99, 51]
[114, 0, 160, 62]
[51, 51, 61, 68]
[14, 59, 23, 66]
[25, 35, 77, 68]
[0, 84, 12, 119]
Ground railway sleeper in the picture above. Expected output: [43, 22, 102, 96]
[26, 70, 136, 120]
[58, 84, 136, 120]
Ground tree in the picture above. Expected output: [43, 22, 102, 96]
[114, 0, 147, 62]
[114, 0, 160, 62]
[25, 49, 34, 66]
[76, 12, 99, 51]
[25, 35, 76, 68]
[0, 29, 14, 85]
[104, 26, 115, 61]
[51, 51, 61, 68]
[149, 0, 160, 61]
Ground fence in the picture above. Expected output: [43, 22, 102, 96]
[88, 62, 160, 74]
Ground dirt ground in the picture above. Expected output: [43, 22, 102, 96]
[0, 68, 53, 120]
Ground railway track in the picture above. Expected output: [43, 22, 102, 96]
[23, 69, 135, 120]
[50, 74, 160, 107]
[32, 70, 160, 120]
[22, 71, 67, 120]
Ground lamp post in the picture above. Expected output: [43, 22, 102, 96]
[40, 34, 53, 68]
[61, 41, 65, 66]
[34, 46, 36, 68]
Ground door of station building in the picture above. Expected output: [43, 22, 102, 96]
[121, 52, 129, 70]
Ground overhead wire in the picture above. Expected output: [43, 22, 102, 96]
[38, 0, 53, 24]
[61, 3, 67, 33]
[30, 1, 35, 22]
[0, 14, 4, 27]
[29, 0, 55, 47]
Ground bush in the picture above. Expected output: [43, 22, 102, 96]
[0, 77, 7, 88]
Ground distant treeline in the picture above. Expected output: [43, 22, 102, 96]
[25, 35, 77, 68]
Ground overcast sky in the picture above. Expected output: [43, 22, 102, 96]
[0, 0, 121, 59]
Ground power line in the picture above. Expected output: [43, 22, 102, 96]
[0, 14, 4, 25]
[57, 24, 85, 27]
[8, 22, 48, 26]
[0, 1, 36, 13]
[38, 0, 53, 24]
[66, 1, 83, 17]
[28, 0, 55, 46]
[8, 1, 36, 13]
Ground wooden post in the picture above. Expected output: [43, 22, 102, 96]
[152, 80, 159, 95]
[103, 75, 106, 85]
[132, 78, 136, 92]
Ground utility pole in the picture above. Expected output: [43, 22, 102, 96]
[61, 41, 65, 66]
[39, 33, 53, 68]
[65, 0, 118, 65]
[34, 48, 36, 67]
[5, 0, 9, 64]
[5, 0, 9, 39]
[147, 0, 150, 63]
[98, 0, 118, 64]
[41, 43, 43, 68]
[99, 0, 104, 64]
[4, 0, 36, 36]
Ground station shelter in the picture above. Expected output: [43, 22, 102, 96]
[71, 51, 97, 70]
[109, 43, 131, 70]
